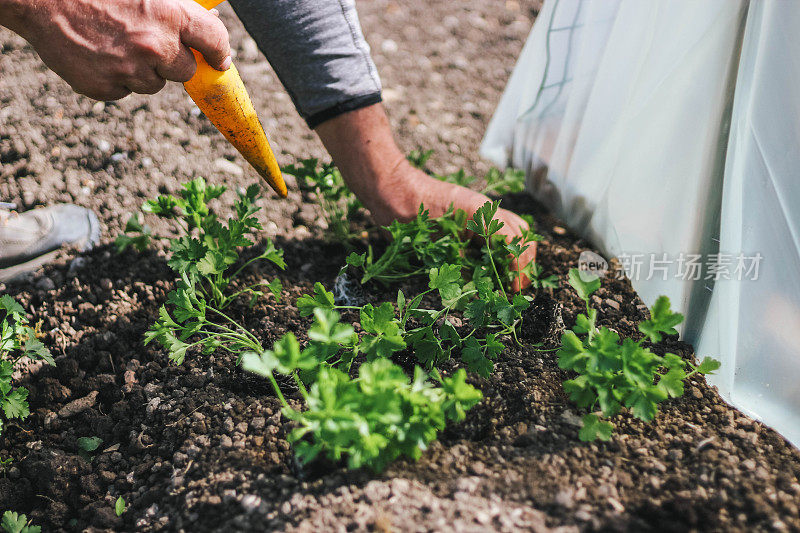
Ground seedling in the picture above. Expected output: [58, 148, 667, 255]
[348, 201, 547, 296]
[77, 436, 102, 461]
[346, 205, 471, 285]
[136, 187, 483, 471]
[115, 496, 127, 517]
[282, 159, 363, 242]
[145, 272, 266, 365]
[0, 296, 54, 436]
[406, 148, 434, 169]
[529, 263, 559, 291]
[244, 330, 481, 472]
[285, 360, 480, 471]
[558, 268, 721, 441]
[342, 201, 549, 373]
[407, 148, 527, 196]
[480, 167, 527, 196]
[1, 511, 40, 533]
[116, 177, 285, 310]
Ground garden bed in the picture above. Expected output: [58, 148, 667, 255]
[1, 191, 799, 531]
[0, 1, 799, 530]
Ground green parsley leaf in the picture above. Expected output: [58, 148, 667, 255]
[567, 268, 600, 302]
[428, 264, 463, 302]
[578, 414, 613, 442]
[695, 356, 721, 374]
[2, 511, 41, 533]
[77, 436, 102, 453]
[115, 496, 127, 517]
[297, 282, 335, 317]
[639, 296, 683, 343]
[2, 387, 29, 419]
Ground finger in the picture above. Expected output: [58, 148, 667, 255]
[209, 8, 220, 17]
[179, 1, 231, 71]
[510, 242, 537, 292]
[123, 69, 167, 95]
[75, 84, 132, 102]
[497, 209, 537, 292]
[156, 43, 197, 83]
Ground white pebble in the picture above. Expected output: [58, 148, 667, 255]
[381, 39, 399, 53]
[214, 158, 243, 177]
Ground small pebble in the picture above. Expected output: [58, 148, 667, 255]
[241, 494, 261, 513]
[67, 257, 87, 276]
[381, 39, 399, 53]
[35, 277, 55, 291]
[214, 158, 243, 177]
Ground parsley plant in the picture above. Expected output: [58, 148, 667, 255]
[1, 511, 40, 533]
[407, 149, 527, 196]
[0, 296, 54, 436]
[558, 268, 721, 441]
[281, 159, 363, 242]
[116, 177, 285, 310]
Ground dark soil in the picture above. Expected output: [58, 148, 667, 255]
[1, 1, 800, 532]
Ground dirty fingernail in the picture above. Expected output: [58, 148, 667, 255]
[220, 56, 232, 70]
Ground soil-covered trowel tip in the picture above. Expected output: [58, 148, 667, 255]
[333, 267, 367, 307]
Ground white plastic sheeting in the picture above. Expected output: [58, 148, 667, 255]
[481, 0, 800, 446]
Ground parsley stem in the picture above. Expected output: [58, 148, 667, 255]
[267, 373, 288, 407]
[292, 372, 310, 401]
[484, 238, 508, 302]
[224, 281, 280, 305]
[200, 330, 260, 352]
[205, 307, 262, 347]
[231, 252, 268, 280]
[195, 283, 209, 299]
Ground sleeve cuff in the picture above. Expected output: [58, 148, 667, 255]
[306, 93, 383, 129]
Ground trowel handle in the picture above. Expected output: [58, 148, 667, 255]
[194, 0, 224, 9]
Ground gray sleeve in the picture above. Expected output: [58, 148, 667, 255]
[228, 0, 383, 129]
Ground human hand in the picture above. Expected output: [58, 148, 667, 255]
[2, 0, 231, 100]
[372, 160, 537, 292]
[314, 103, 536, 291]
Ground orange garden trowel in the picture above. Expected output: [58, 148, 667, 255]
[183, 0, 287, 197]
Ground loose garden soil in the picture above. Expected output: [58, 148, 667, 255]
[1, 1, 799, 531]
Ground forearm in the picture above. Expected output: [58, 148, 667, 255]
[315, 103, 414, 224]
[315, 103, 492, 228]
